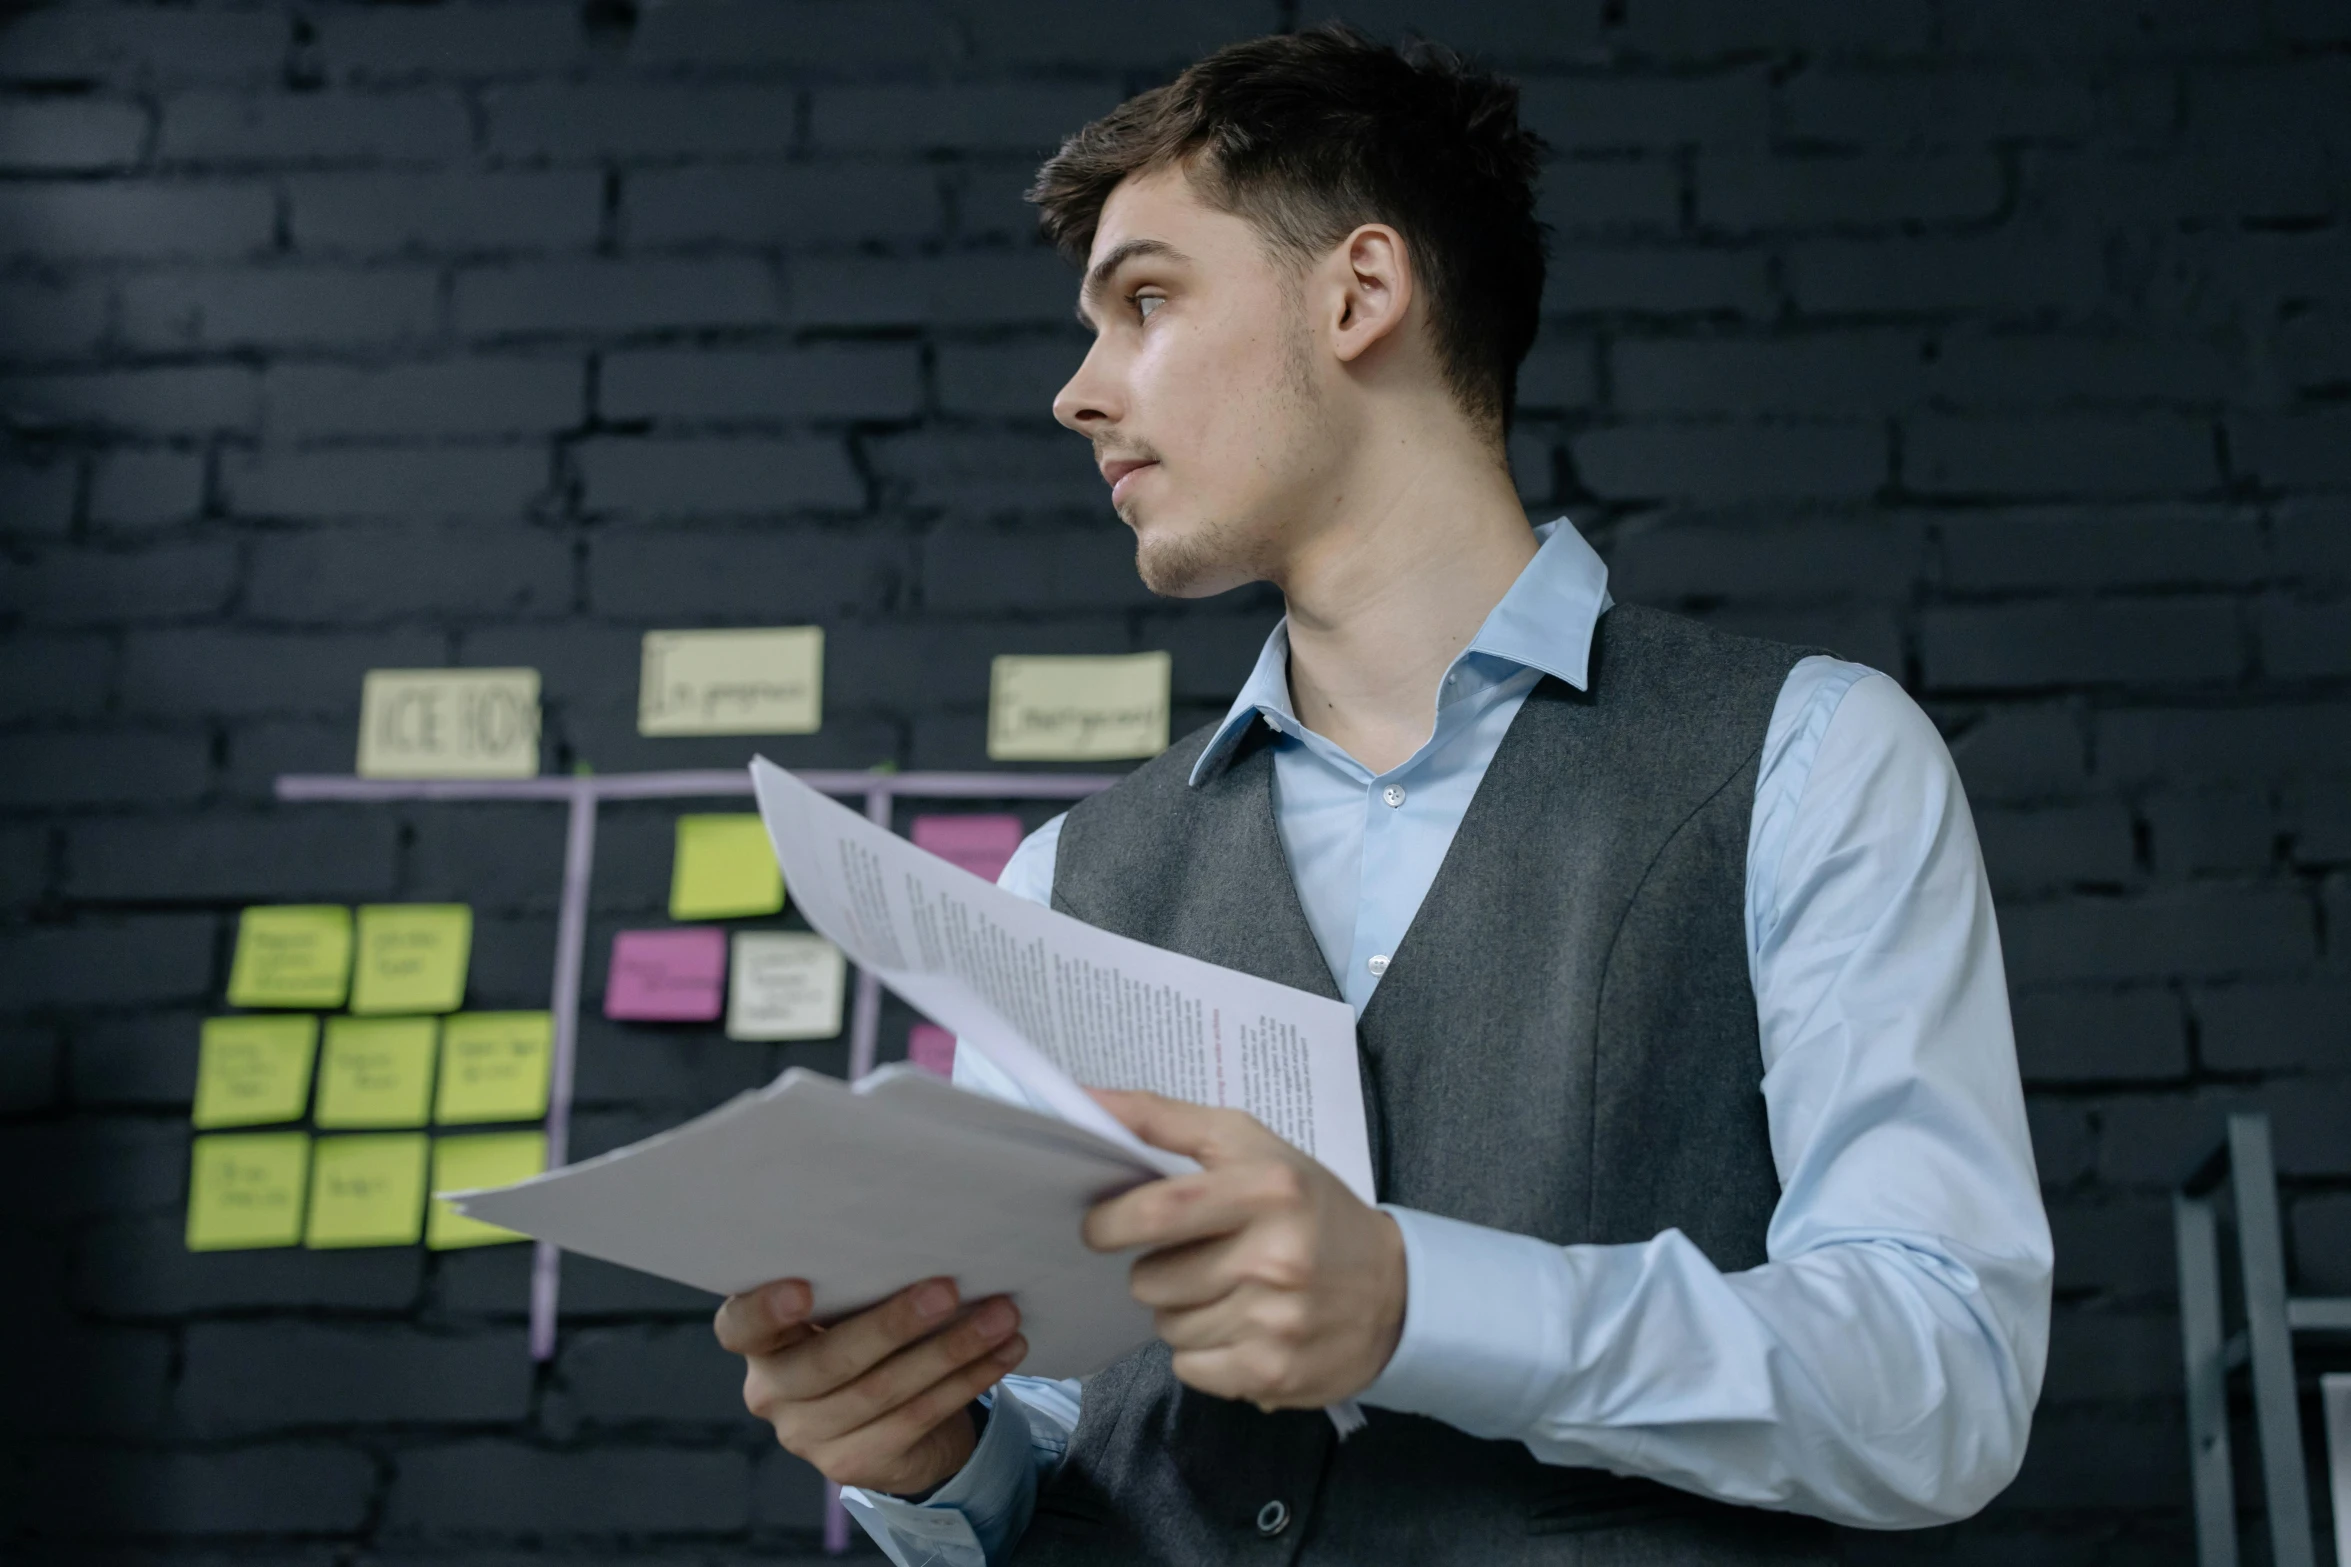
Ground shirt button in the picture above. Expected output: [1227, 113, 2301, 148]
[1256, 1499, 1290, 1536]
[1366, 954, 1389, 977]
[1381, 783, 1406, 808]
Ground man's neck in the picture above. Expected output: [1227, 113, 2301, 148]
[1272, 438, 1538, 775]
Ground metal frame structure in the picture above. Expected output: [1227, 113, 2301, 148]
[2175, 1112, 2351, 1567]
[276, 765, 1119, 1553]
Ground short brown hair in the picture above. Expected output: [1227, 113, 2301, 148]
[1028, 26, 1548, 436]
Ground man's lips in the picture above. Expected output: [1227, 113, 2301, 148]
[1100, 457, 1157, 506]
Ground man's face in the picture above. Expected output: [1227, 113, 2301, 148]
[1053, 165, 1335, 598]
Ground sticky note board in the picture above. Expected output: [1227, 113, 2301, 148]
[428, 1131, 546, 1249]
[192, 1015, 319, 1130]
[988, 652, 1171, 761]
[435, 1011, 554, 1125]
[357, 667, 541, 780]
[305, 1133, 430, 1248]
[726, 931, 847, 1042]
[605, 927, 727, 1022]
[186, 1132, 310, 1251]
[225, 905, 353, 1009]
[669, 814, 785, 921]
[911, 814, 1026, 884]
[316, 1016, 438, 1129]
[350, 904, 472, 1015]
[639, 627, 824, 737]
[908, 1023, 957, 1078]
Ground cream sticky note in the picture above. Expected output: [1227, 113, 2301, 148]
[226, 905, 352, 1009]
[639, 627, 824, 736]
[357, 667, 540, 779]
[305, 1133, 430, 1248]
[350, 904, 472, 1015]
[186, 1132, 310, 1251]
[316, 1016, 438, 1129]
[669, 814, 786, 920]
[428, 1131, 546, 1249]
[192, 1015, 318, 1129]
[435, 1011, 553, 1125]
[726, 931, 847, 1042]
[987, 652, 1171, 760]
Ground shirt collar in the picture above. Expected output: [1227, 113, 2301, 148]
[1188, 517, 1612, 786]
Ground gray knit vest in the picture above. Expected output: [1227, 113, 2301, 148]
[1017, 605, 1842, 1566]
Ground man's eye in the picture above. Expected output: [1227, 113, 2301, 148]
[1135, 294, 1163, 320]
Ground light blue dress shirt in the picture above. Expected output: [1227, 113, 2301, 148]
[841, 519, 2053, 1564]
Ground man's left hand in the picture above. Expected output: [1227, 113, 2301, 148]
[1082, 1090, 1406, 1410]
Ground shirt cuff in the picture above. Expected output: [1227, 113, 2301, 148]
[841, 1385, 1037, 1566]
[1358, 1204, 1564, 1438]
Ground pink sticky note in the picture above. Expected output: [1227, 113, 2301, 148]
[908, 1024, 957, 1078]
[911, 814, 1026, 885]
[604, 928, 727, 1022]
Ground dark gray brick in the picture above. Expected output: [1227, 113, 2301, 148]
[1515, 341, 1599, 412]
[2293, 1193, 2351, 1293]
[265, 358, 583, 440]
[2278, 308, 2351, 395]
[2097, 1079, 2351, 1183]
[1920, 599, 2240, 690]
[1520, 72, 1771, 151]
[75, 1214, 424, 1314]
[752, 1447, 829, 1531]
[1618, 0, 1931, 56]
[1778, 69, 2096, 147]
[811, 84, 1122, 153]
[1942, 0, 2262, 56]
[246, 523, 574, 621]
[934, 341, 1084, 420]
[406, 805, 569, 912]
[0, 731, 210, 809]
[65, 809, 400, 902]
[0, 367, 262, 436]
[558, 1324, 741, 1423]
[628, 162, 943, 249]
[226, 446, 550, 520]
[576, 437, 863, 515]
[921, 519, 1154, 612]
[1700, 604, 1903, 672]
[2001, 888, 2315, 985]
[1, 1326, 172, 1438]
[1572, 423, 1885, 501]
[2025, 147, 2343, 227]
[2011, 988, 2186, 1082]
[290, 170, 605, 255]
[180, 1324, 533, 1432]
[487, 83, 800, 159]
[569, 1014, 773, 1107]
[2192, 59, 2351, 146]
[1544, 246, 1775, 317]
[67, 1010, 203, 1108]
[0, 541, 237, 626]
[121, 267, 440, 352]
[0, 633, 112, 722]
[2095, 703, 2351, 784]
[2191, 981, 2351, 1074]
[1607, 513, 1922, 599]
[2274, 498, 2351, 587]
[602, 345, 921, 425]
[1938, 507, 2263, 592]
[867, 428, 1099, 510]
[557, 1254, 716, 1317]
[2038, 1311, 2179, 1406]
[2025, 1097, 2094, 1186]
[1611, 333, 1929, 416]
[1699, 154, 2001, 229]
[0, 180, 274, 259]
[793, 252, 1071, 329]
[827, 615, 1129, 710]
[0, 821, 47, 906]
[0, 1018, 60, 1113]
[10, 1443, 376, 1535]
[0, 1116, 188, 1219]
[122, 627, 445, 717]
[588, 526, 901, 618]
[87, 449, 206, 529]
[2231, 409, 2351, 489]
[965, 0, 1277, 63]
[2288, 777, 2351, 866]
[386, 1443, 752, 1532]
[1975, 800, 2135, 893]
[159, 90, 470, 165]
[1536, 158, 1681, 234]
[2048, 1196, 2186, 1296]
[0, 8, 288, 86]
[457, 259, 778, 337]
[1787, 235, 2103, 314]
[2145, 785, 2275, 876]
[627, 0, 961, 70]
[0, 455, 81, 536]
[0, 96, 146, 171]
[1910, 416, 2219, 498]
[0, 275, 109, 362]
[1928, 331, 2248, 408]
[314, 3, 584, 80]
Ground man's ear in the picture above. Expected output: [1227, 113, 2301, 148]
[1326, 223, 1413, 365]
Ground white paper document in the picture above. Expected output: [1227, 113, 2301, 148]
[747, 756, 1375, 1202]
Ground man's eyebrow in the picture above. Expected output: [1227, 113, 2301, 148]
[1075, 238, 1190, 328]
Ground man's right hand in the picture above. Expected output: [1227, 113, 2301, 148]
[714, 1277, 1028, 1497]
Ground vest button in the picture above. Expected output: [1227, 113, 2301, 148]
[1381, 783, 1406, 808]
[1255, 1498, 1290, 1536]
[1366, 954, 1389, 977]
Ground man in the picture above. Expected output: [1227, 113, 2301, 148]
[713, 27, 2051, 1565]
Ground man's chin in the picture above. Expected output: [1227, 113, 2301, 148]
[1133, 520, 1257, 600]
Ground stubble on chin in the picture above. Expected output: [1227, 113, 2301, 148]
[1132, 505, 1262, 598]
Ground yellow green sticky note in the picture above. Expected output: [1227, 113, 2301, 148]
[434, 1011, 553, 1125]
[191, 1015, 318, 1130]
[225, 905, 352, 1009]
[350, 904, 473, 1015]
[428, 1131, 546, 1249]
[305, 1133, 430, 1248]
[316, 1016, 438, 1129]
[185, 1132, 311, 1251]
[668, 814, 785, 920]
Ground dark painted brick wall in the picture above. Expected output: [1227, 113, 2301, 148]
[0, 0, 2345, 1561]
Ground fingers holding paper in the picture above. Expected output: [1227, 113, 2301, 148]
[714, 1276, 1028, 1497]
[1083, 1089, 1407, 1412]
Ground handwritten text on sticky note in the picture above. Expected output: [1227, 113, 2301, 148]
[435, 1011, 553, 1125]
[726, 932, 847, 1041]
[192, 1015, 318, 1129]
[186, 1132, 310, 1251]
[350, 904, 472, 1015]
[670, 814, 785, 921]
[316, 1016, 437, 1129]
[605, 928, 727, 1022]
[357, 667, 540, 779]
[226, 905, 352, 1009]
[988, 652, 1170, 760]
[639, 627, 824, 737]
[428, 1131, 546, 1249]
[306, 1133, 430, 1248]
